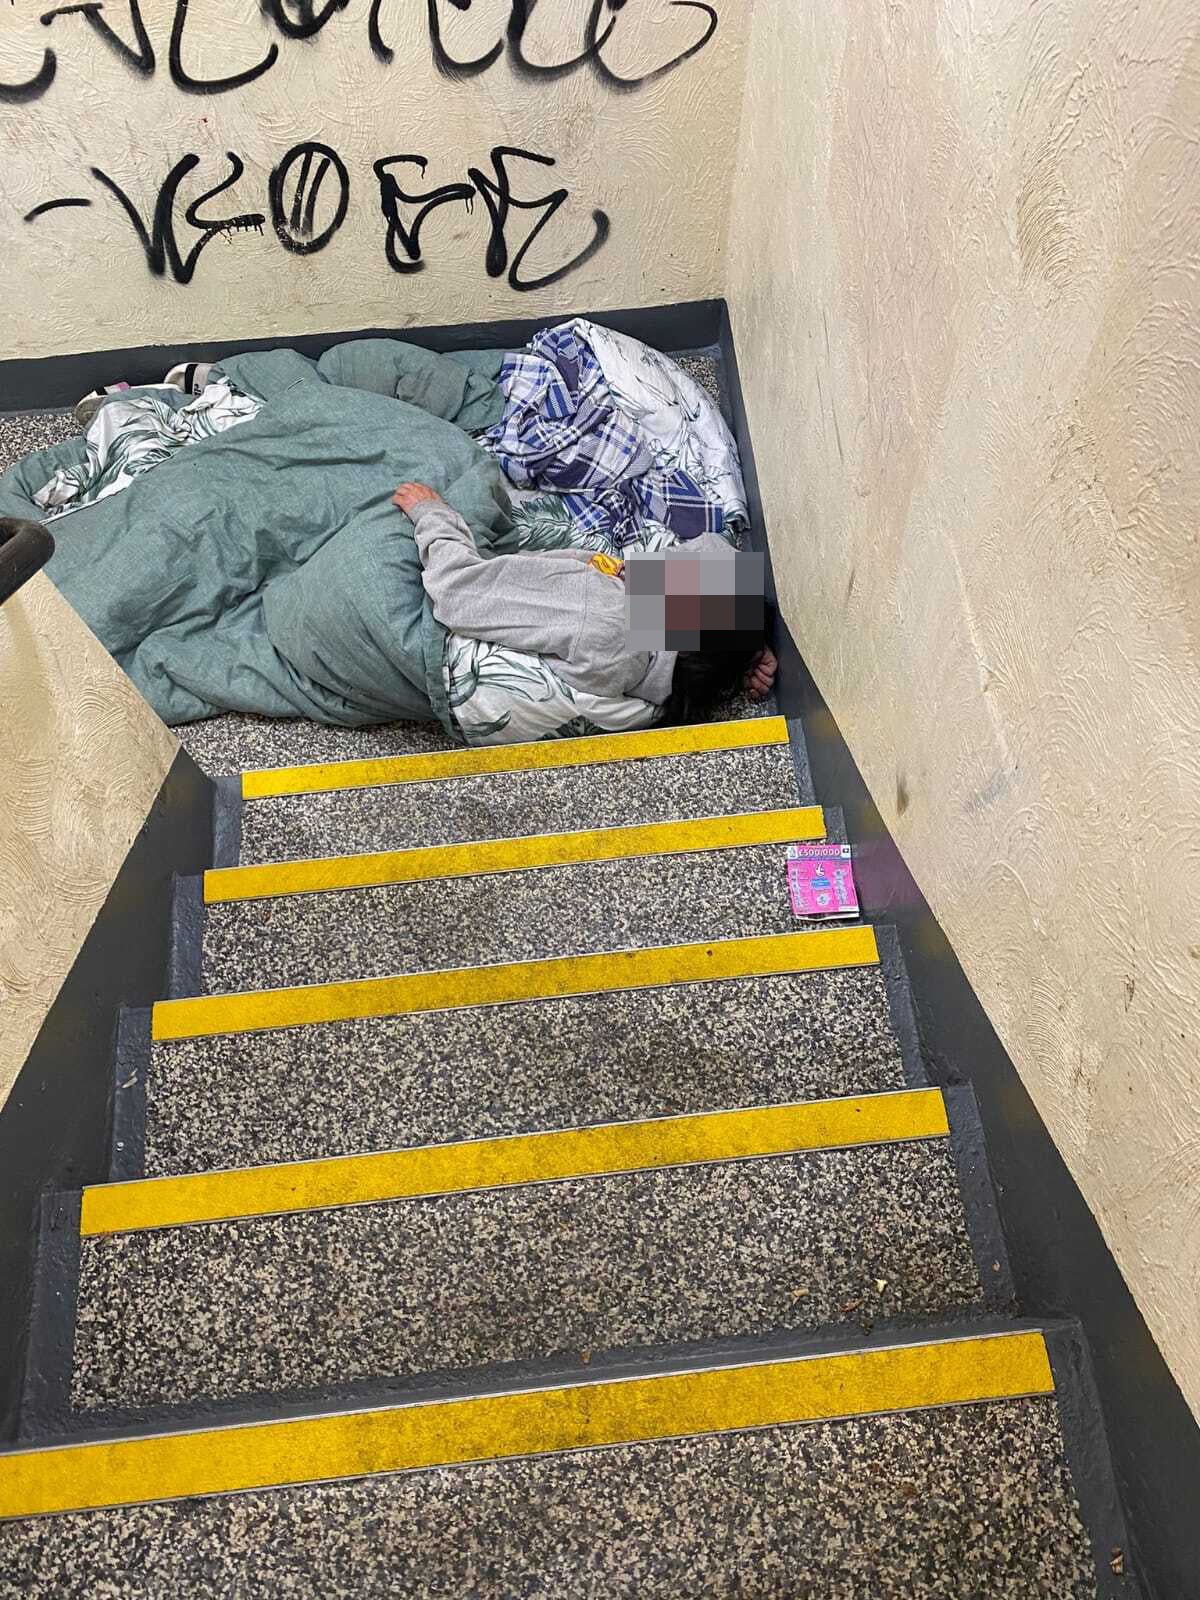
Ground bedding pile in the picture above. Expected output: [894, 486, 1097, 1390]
[484, 318, 746, 553]
[33, 380, 261, 519]
[0, 341, 509, 729]
[1, 323, 747, 744]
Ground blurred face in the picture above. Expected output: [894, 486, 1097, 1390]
[625, 547, 765, 652]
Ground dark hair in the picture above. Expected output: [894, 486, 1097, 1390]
[661, 640, 762, 725]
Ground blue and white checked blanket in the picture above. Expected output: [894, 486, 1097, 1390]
[484, 321, 739, 550]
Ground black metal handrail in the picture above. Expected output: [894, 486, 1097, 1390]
[0, 517, 55, 608]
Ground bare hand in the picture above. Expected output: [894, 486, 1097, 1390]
[744, 645, 778, 701]
[392, 482, 442, 514]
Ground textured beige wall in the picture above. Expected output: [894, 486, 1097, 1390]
[0, 574, 178, 1108]
[0, 0, 744, 361]
[727, 2, 1200, 1416]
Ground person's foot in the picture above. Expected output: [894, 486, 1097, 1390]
[744, 645, 778, 701]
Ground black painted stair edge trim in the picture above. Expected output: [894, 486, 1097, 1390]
[18, 1193, 81, 1441]
[0, 301, 724, 414]
[1046, 1321, 1146, 1600]
[783, 712, 816, 806]
[211, 776, 244, 871]
[108, 1008, 152, 1184]
[0, 746, 215, 1445]
[871, 925, 928, 1092]
[167, 875, 207, 1000]
[717, 296, 1193, 1600]
[816, 802, 846, 844]
[17, 1311, 1040, 1448]
[942, 1083, 1017, 1314]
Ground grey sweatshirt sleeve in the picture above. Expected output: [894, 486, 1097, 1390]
[409, 498, 604, 664]
[408, 497, 662, 702]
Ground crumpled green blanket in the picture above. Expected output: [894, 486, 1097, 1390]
[0, 340, 510, 729]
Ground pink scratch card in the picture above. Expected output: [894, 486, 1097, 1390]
[786, 843, 859, 919]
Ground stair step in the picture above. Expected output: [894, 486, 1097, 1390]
[194, 818, 833, 997]
[67, 1091, 988, 1414]
[140, 959, 910, 1177]
[239, 740, 804, 865]
[0, 1333, 1103, 1599]
[156, 927, 880, 1041]
[94, 1090, 951, 1232]
[206, 806, 826, 903]
[241, 742, 809, 870]
[242, 714, 792, 799]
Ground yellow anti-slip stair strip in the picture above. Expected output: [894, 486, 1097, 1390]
[206, 807, 826, 903]
[0, 1332, 1055, 1520]
[79, 1089, 947, 1236]
[152, 926, 879, 1041]
[242, 714, 790, 799]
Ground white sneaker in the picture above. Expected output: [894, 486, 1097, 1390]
[74, 382, 131, 426]
[163, 361, 214, 395]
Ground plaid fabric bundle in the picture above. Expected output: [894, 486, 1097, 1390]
[484, 322, 726, 549]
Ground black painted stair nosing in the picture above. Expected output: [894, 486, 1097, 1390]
[784, 712, 817, 807]
[167, 874, 206, 1000]
[108, 1008, 152, 1185]
[1043, 1321, 1146, 1600]
[0, 301, 726, 413]
[872, 923, 928, 1092]
[943, 1082, 1017, 1314]
[18, 1191, 81, 1441]
[211, 776, 243, 871]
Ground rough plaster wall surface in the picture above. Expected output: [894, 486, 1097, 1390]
[0, 574, 177, 1109]
[0, 0, 744, 362]
[726, 2, 1200, 1417]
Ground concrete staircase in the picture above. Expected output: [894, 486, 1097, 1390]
[0, 714, 1136, 1596]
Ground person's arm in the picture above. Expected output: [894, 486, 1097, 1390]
[394, 482, 592, 661]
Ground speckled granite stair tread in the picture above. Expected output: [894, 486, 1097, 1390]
[71, 1140, 982, 1413]
[145, 964, 908, 1176]
[177, 714, 458, 780]
[177, 685, 774, 780]
[0, 1399, 1101, 1598]
[199, 842, 814, 995]
[238, 742, 803, 865]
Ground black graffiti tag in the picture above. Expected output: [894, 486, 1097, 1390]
[169, 0, 278, 93]
[270, 141, 350, 253]
[40, 0, 154, 78]
[261, 0, 350, 40]
[373, 155, 476, 274]
[27, 141, 606, 292]
[0, 41, 56, 103]
[470, 145, 610, 291]
[2, 0, 281, 100]
[421, 0, 719, 90]
[3, 0, 719, 101]
[375, 145, 610, 292]
[86, 152, 265, 283]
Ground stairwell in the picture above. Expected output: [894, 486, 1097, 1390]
[0, 700, 1136, 1596]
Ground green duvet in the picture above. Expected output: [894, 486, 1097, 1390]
[0, 340, 511, 729]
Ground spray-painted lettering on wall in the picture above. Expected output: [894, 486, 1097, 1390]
[1, 0, 718, 98]
[5, 0, 718, 289]
[25, 143, 609, 291]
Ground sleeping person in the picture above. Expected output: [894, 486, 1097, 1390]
[394, 481, 778, 725]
